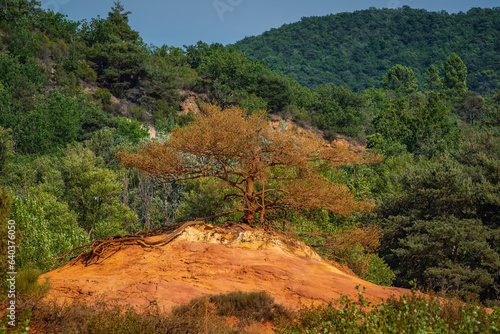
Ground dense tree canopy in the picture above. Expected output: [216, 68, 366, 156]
[117, 103, 379, 227]
[235, 7, 500, 93]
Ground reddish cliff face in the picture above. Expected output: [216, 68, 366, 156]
[39, 222, 407, 313]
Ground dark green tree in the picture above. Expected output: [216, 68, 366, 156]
[371, 93, 456, 154]
[442, 53, 467, 96]
[382, 65, 418, 96]
[455, 91, 485, 125]
[424, 64, 443, 92]
[106, 1, 139, 43]
[0, 127, 14, 176]
[371, 133, 500, 301]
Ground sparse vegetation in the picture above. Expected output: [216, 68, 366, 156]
[2, 289, 498, 333]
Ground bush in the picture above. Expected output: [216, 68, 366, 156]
[9, 291, 290, 333]
[93, 88, 112, 106]
[276, 287, 496, 334]
[173, 291, 288, 324]
[15, 263, 50, 297]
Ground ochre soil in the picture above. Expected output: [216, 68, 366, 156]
[39, 222, 407, 313]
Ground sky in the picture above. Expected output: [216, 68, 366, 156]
[40, 0, 499, 48]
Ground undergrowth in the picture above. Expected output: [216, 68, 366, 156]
[1, 288, 499, 333]
[275, 286, 499, 334]
[1, 291, 290, 334]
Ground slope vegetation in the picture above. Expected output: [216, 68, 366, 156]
[234, 7, 500, 93]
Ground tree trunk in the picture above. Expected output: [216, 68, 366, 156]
[242, 177, 257, 226]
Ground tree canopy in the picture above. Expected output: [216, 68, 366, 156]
[117, 104, 379, 227]
[234, 7, 500, 94]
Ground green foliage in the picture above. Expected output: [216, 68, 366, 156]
[0, 309, 31, 334]
[0, 186, 12, 297]
[310, 84, 366, 137]
[15, 262, 50, 296]
[87, 42, 148, 99]
[235, 7, 500, 94]
[61, 143, 137, 240]
[0, 127, 14, 176]
[383, 64, 418, 95]
[116, 117, 149, 143]
[442, 52, 468, 96]
[371, 138, 500, 301]
[0, 52, 46, 102]
[186, 42, 296, 112]
[364, 255, 396, 287]
[371, 93, 458, 154]
[173, 291, 283, 322]
[174, 177, 241, 224]
[10, 194, 89, 270]
[425, 64, 443, 92]
[93, 88, 112, 105]
[276, 288, 495, 333]
[455, 91, 486, 125]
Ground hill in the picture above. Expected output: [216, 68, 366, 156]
[234, 6, 500, 93]
[39, 222, 406, 313]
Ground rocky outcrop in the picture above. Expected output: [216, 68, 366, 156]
[39, 222, 406, 313]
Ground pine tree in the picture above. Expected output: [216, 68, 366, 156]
[442, 53, 467, 96]
[424, 64, 443, 92]
[382, 65, 418, 96]
[117, 103, 380, 227]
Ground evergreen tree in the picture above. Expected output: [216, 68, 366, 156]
[382, 65, 418, 95]
[106, 1, 140, 43]
[424, 64, 443, 92]
[371, 133, 500, 302]
[442, 53, 467, 96]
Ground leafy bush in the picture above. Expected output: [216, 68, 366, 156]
[276, 287, 496, 333]
[9, 194, 89, 270]
[117, 117, 149, 143]
[173, 291, 288, 323]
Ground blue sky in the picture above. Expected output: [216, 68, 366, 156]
[40, 0, 498, 48]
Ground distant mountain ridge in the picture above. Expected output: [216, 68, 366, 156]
[234, 6, 500, 93]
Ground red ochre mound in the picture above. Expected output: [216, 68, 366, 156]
[39, 222, 407, 313]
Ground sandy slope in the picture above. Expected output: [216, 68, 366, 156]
[39, 222, 407, 313]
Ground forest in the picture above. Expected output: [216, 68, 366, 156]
[234, 6, 500, 93]
[0, 0, 499, 331]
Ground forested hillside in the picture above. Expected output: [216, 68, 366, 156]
[234, 6, 500, 93]
[0, 0, 499, 325]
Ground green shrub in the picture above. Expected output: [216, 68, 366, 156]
[93, 88, 112, 106]
[173, 291, 286, 323]
[276, 287, 496, 334]
[0, 309, 30, 334]
[15, 263, 50, 297]
[117, 117, 149, 143]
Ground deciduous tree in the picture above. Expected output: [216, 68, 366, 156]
[117, 103, 379, 228]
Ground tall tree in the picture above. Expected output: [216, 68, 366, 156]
[106, 1, 140, 43]
[371, 133, 500, 301]
[62, 143, 137, 239]
[442, 53, 467, 96]
[117, 103, 380, 227]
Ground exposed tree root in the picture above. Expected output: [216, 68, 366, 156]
[52, 221, 205, 266]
